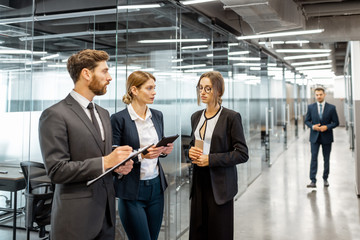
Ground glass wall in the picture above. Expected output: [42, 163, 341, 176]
[0, 1, 304, 239]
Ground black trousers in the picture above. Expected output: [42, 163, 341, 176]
[189, 166, 234, 240]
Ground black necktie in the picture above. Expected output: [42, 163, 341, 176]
[87, 103, 101, 136]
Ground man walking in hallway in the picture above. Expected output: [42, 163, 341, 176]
[305, 87, 339, 188]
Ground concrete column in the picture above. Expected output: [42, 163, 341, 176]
[350, 41, 360, 196]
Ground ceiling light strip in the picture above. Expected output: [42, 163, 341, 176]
[223, 2, 269, 9]
[228, 51, 250, 56]
[0, 4, 163, 25]
[237, 29, 324, 40]
[296, 64, 332, 71]
[138, 39, 208, 43]
[41, 54, 59, 60]
[181, 45, 208, 49]
[276, 49, 331, 53]
[0, 49, 47, 55]
[181, 0, 217, 5]
[284, 53, 330, 60]
[291, 60, 332, 66]
[20, 27, 178, 41]
[172, 64, 206, 69]
[117, 4, 162, 9]
[233, 63, 261, 67]
[285, 40, 310, 44]
[229, 57, 261, 61]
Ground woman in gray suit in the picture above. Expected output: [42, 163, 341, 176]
[111, 71, 173, 240]
[188, 71, 249, 240]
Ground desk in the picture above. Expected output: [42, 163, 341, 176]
[0, 166, 26, 240]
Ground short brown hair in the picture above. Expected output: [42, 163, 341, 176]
[196, 71, 225, 106]
[314, 87, 325, 93]
[67, 49, 109, 83]
[123, 71, 156, 104]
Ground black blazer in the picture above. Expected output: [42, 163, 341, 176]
[110, 107, 168, 200]
[305, 102, 339, 144]
[189, 107, 248, 205]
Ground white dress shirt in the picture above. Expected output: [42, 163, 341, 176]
[194, 107, 223, 155]
[127, 104, 159, 180]
[70, 90, 105, 172]
[317, 101, 326, 117]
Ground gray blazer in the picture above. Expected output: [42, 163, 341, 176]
[39, 94, 115, 240]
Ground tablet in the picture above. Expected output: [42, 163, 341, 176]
[156, 134, 179, 147]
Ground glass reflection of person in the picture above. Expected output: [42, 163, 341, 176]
[188, 71, 249, 240]
[110, 71, 174, 240]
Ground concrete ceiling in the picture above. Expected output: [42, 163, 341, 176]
[0, 0, 358, 77]
[188, 0, 360, 76]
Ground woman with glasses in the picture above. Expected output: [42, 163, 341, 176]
[188, 71, 248, 240]
[110, 71, 174, 240]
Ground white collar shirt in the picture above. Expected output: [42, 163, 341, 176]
[317, 101, 326, 116]
[70, 90, 105, 140]
[127, 104, 159, 180]
[70, 90, 105, 173]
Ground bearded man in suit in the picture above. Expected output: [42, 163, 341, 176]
[39, 49, 133, 240]
[305, 87, 339, 188]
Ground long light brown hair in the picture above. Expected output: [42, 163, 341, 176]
[123, 71, 156, 104]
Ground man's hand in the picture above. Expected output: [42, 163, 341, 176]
[313, 123, 321, 131]
[104, 145, 133, 170]
[114, 160, 133, 175]
[319, 125, 328, 132]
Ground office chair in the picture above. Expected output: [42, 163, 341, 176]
[20, 161, 53, 239]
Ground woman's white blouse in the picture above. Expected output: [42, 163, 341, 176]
[194, 107, 223, 155]
[127, 104, 159, 180]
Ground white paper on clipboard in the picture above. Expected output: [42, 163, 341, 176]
[86, 144, 153, 186]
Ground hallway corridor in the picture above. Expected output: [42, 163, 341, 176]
[234, 127, 360, 240]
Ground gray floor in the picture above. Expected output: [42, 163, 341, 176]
[1, 127, 360, 240]
[234, 127, 360, 240]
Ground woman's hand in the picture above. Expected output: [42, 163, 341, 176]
[162, 143, 174, 155]
[192, 154, 209, 167]
[142, 146, 165, 159]
[189, 146, 203, 161]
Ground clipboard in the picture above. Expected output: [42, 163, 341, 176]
[86, 144, 153, 186]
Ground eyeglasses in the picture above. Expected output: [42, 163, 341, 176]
[196, 86, 212, 94]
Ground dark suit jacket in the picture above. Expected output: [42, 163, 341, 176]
[305, 102, 339, 144]
[39, 94, 115, 240]
[110, 107, 168, 200]
[189, 107, 248, 205]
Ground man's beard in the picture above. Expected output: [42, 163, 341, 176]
[89, 75, 107, 96]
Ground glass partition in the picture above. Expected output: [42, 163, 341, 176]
[0, 1, 301, 239]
